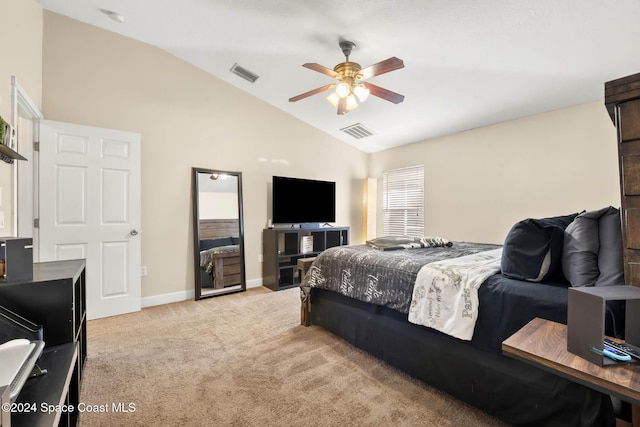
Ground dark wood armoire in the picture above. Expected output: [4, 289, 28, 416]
[605, 73, 640, 286]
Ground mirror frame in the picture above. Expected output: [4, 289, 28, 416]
[192, 167, 246, 300]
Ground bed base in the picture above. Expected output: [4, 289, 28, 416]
[304, 288, 615, 427]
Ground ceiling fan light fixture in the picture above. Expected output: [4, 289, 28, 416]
[210, 173, 230, 180]
[290, 40, 404, 115]
[326, 92, 340, 107]
[353, 85, 370, 102]
[346, 95, 359, 111]
[335, 82, 351, 98]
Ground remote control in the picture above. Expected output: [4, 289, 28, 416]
[604, 339, 640, 361]
[592, 345, 632, 362]
[604, 344, 632, 361]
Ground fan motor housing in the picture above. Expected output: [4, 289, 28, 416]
[334, 62, 362, 79]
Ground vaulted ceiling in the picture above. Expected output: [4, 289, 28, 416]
[35, 0, 640, 153]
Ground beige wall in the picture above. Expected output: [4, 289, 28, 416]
[42, 12, 368, 298]
[0, 0, 42, 236]
[369, 101, 621, 244]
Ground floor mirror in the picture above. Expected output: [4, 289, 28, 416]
[192, 167, 246, 299]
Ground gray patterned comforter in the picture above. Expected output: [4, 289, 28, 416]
[200, 244, 239, 274]
[301, 242, 500, 314]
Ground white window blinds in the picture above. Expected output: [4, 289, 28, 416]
[383, 165, 424, 237]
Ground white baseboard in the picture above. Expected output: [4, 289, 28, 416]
[246, 278, 263, 289]
[142, 289, 195, 308]
[141, 278, 264, 308]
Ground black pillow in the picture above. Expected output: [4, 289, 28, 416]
[501, 212, 579, 282]
[200, 237, 233, 251]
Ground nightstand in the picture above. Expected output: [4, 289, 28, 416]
[503, 317, 640, 426]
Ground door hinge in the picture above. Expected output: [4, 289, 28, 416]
[33, 141, 39, 152]
[33, 218, 39, 228]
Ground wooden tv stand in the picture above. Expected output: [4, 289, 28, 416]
[262, 226, 349, 291]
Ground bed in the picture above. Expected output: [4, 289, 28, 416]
[199, 219, 241, 289]
[300, 210, 626, 426]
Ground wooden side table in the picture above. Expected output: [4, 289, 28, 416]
[297, 257, 317, 282]
[211, 252, 241, 289]
[503, 317, 640, 426]
[297, 257, 316, 327]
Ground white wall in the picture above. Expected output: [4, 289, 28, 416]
[369, 101, 620, 244]
[199, 193, 238, 219]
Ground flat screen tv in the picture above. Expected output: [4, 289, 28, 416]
[272, 176, 335, 224]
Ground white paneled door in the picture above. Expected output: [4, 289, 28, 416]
[39, 120, 141, 320]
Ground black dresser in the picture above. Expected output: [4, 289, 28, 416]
[0, 259, 86, 427]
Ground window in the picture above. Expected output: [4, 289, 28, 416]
[383, 165, 424, 237]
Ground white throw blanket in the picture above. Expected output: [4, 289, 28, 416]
[408, 248, 503, 340]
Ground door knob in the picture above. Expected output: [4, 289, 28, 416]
[130, 229, 139, 236]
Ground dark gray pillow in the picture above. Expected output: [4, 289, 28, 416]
[562, 206, 623, 287]
[595, 207, 624, 287]
[501, 213, 578, 282]
[562, 212, 600, 287]
[200, 237, 233, 251]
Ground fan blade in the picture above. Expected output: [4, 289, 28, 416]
[302, 63, 340, 78]
[337, 97, 347, 115]
[364, 82, 405, 104]
[359, 57, 404, 80]
[289, 84, 335, 102]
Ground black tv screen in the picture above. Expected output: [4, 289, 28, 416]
[272, 176, 336, 224]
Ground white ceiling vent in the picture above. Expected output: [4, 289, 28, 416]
[230, 63, 259, 83]
[340, 123, 375, 139]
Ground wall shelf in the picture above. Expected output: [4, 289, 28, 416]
[0, 144, 26, 164]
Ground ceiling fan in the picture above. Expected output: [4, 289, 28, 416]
[289, 41, 405, 115]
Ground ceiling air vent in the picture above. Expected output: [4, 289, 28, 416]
[340, 123, 375, 140]
[230, 63, 259, 83]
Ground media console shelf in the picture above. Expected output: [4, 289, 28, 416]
[262, 227, 349, 290]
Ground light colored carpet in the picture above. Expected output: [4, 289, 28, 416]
[78, 287, 507, 426]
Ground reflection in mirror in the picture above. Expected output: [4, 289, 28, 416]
[192, 167, 246, 299]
